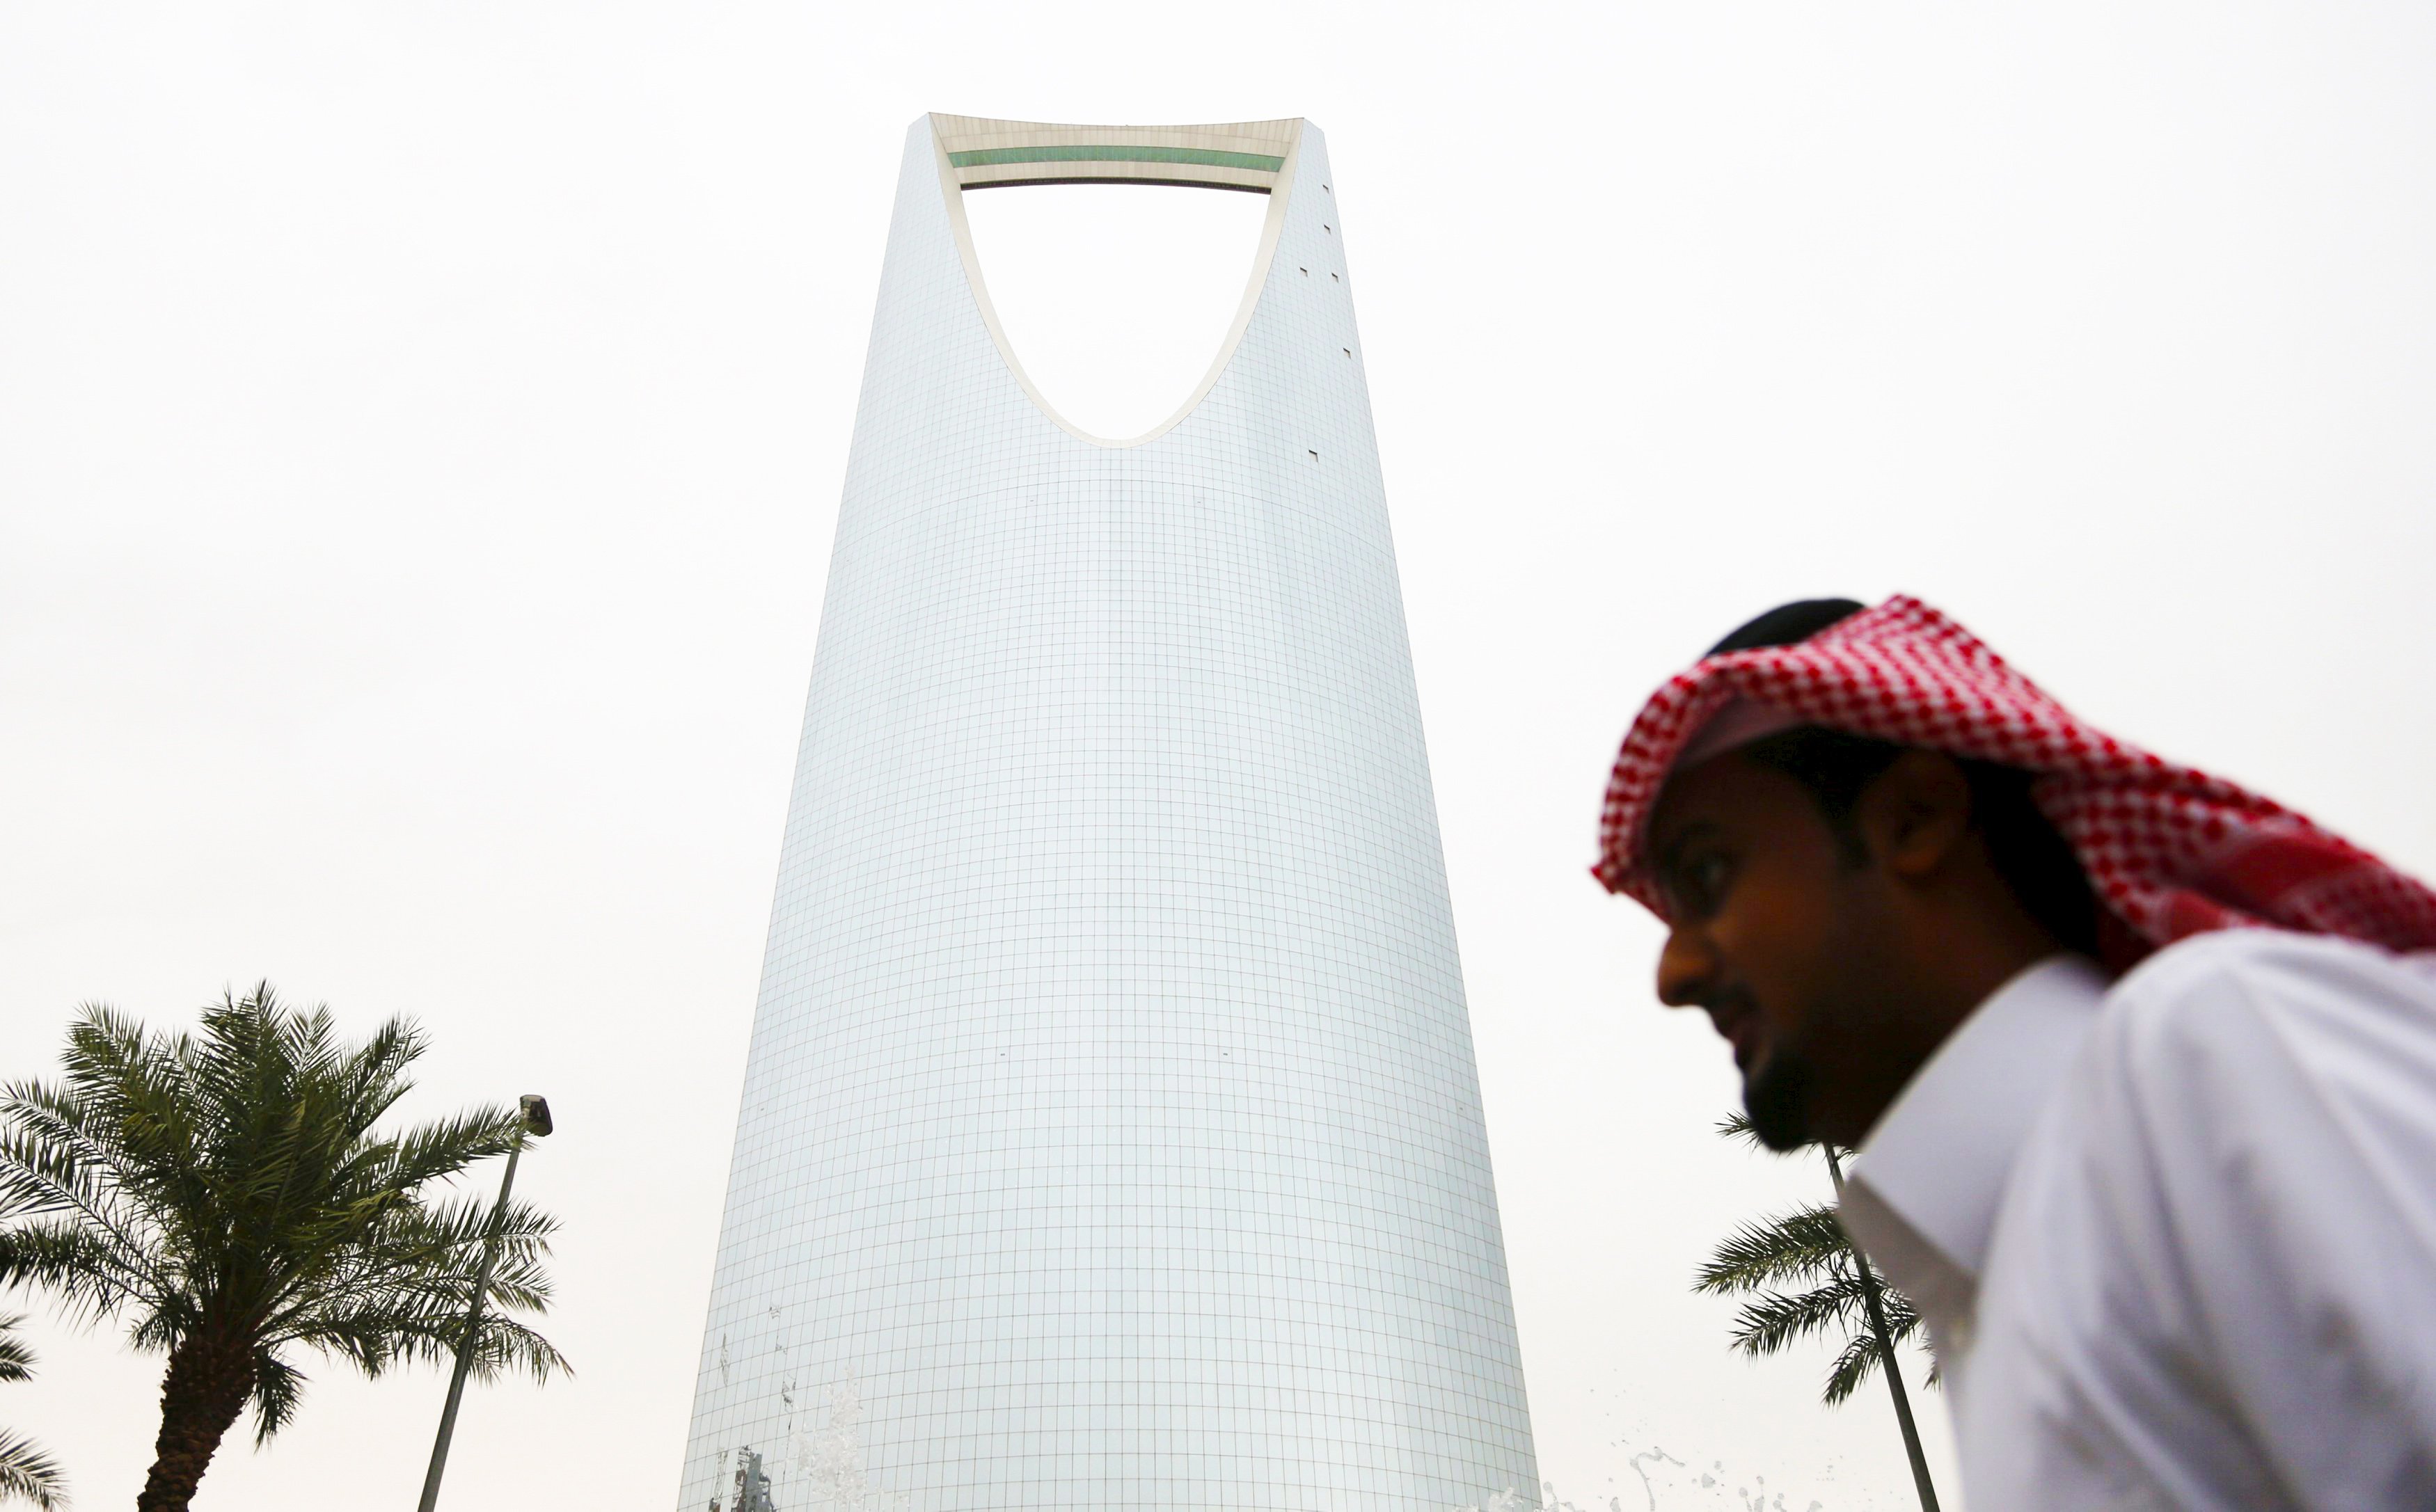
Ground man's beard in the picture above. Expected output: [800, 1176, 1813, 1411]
[1742, 1049, 1814, 1152]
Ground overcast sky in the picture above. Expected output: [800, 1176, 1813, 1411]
[6, 5, 2435, 1510]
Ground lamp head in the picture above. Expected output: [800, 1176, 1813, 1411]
[518, 1095, 554, 1138]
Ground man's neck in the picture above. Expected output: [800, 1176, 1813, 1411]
[1819, 907, 2068, 1148]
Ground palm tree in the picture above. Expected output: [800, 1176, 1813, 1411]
[0, 1313, 67, 1509]
[1695, 1115, 1939, 1511]
[0, 984, 568, 1512]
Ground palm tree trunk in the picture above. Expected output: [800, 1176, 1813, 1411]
[1823, 1147, 1940, 1512]
[137, 1336, 254, 1512]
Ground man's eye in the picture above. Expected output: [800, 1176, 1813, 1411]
[1677, 854, 1733, 915]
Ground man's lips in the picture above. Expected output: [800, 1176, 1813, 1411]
[1705, 998, 1764, 1072]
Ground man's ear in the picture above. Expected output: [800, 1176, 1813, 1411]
[1855, 749, 1974, 882]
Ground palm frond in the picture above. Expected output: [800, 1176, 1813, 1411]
[1822, 1321, 1885, 1405]
[1724, 1270, 1871, 1358]
[0, 1084, 166, 1296]
[0, 1429, 67, 1510]
[1693, 1204, 1852, 1294]
[0, 1222, 151, 1330]
[1712, 1113, 1856, 1165]
[0, 1319, 32, 1387]
[248, 1347, 306, 1445]
[1714, 1113, 1769, 1151]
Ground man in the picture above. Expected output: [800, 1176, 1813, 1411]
[1594, 595, 2436, 1511]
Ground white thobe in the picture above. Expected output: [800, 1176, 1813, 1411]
[1838, 931, 2436, 1511]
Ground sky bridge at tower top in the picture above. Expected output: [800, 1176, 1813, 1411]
[933, 111, 1315, 444]
[932, 113, 1300, 193]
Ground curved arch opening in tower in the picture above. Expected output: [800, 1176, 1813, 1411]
[958, 183, 1270, 441]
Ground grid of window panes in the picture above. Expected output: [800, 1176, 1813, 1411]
[675, 118, 1538, 1512]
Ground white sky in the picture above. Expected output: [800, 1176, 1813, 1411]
[959, 185, 1272, 440]
[5, 5, 2435, 1510]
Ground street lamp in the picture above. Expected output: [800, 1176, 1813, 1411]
[418, 1093, 553, 1512]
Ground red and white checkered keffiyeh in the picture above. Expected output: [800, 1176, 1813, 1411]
[1594, 595, 2436, 962]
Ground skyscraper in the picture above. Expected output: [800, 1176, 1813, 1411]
[677, 114, 1537, 1512]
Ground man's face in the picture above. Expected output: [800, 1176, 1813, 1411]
[1645, 753, 1904, 1149]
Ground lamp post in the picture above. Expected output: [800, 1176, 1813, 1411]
[418, 1093, 553, 1512]
[1821, 1146, 1940, 1512]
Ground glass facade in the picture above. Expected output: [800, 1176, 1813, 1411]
[676, 116, 1537, 1512]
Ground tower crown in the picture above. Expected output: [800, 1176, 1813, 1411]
[932, 113, 1299, 193]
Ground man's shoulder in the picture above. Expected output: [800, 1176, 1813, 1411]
[2114, 927, 2431, 1008]
[1981, 932, 2436, 1512]
[2094, 929, 2436, 1090]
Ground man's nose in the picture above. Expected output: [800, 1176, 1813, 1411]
[1655, 925, 1716, 1008]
